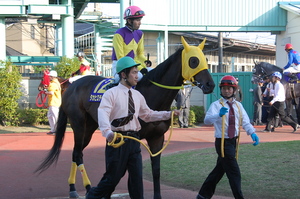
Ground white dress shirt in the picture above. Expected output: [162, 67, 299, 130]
[98, 83, 172, 138]
[204, 98, 256, 138]
[270, 81, 285, 104]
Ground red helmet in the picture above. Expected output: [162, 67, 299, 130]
[123, 6, 145, 19]
[285, 43, 293, 50]
[219, 75, 238, 88]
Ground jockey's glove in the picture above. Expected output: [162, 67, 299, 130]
[219, 107, 228, 117]
[251, 133, 260, 146]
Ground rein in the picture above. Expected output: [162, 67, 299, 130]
[107, 111, 176, 157]
[219, 98, 242, 159]
[36, 90, 48, 108]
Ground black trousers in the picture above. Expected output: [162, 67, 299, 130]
[266, 101, 297, 131]
[198, 138, 244, 199]
[86, 138, 143, 199]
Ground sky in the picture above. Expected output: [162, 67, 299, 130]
[87, 3, 276, 45]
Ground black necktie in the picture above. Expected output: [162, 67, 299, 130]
[227, 101, 235, 138]
[111, 90, 135, 127]
[128, 90, 135, 114]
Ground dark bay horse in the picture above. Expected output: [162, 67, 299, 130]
[252, 61, 300, 124]
[35, 37, 215, 199]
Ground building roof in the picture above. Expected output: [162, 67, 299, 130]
[6, 46, 26, 56]
[172, 32, 275, 56]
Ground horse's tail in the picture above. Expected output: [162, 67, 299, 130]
[34, 106, 68, 174]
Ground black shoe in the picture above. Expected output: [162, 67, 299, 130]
[183, 126, 188, 128]
[47, 131, 55, 135]
[271, 127, 275, 132]
[292, 125, 300, 133]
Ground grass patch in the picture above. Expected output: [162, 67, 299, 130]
[143, 141, 300, 199]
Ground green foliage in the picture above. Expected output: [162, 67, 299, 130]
[188, 110, 196, 125]
[33, 65, 48, 73]
[190, 105, 205, 123]
[18, 108, 48, 125]
[0, 61, 22, 126]
[54, 56, 80, 78]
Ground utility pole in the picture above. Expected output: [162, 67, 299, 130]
[218, 32, 223, 73]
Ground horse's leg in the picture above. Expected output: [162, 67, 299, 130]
[295, 98, 300, 124]
[147, 135, 164, 199]
[67, 114, 98, 198]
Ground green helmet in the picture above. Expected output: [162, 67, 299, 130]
[116, 56, 140, 74]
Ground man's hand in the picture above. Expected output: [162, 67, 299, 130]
[172, 110, 181, 116]
[219, 107, 228, 117]
[106, 132, 115, 143]
[251, 133, 260, 146]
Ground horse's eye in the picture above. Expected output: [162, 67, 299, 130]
[189, 57, 199, 69]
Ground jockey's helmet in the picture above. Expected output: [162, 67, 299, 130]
[285, 43, 293, 50]
[219, 75, 238, 88]
[272, 71, 282, 80]
[123, 6, 145, 19]
[116, 56, 140, 74]
[48, 70, 58, 77]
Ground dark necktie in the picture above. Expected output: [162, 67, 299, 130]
[128, 90, 135, 114]
[227, 101, 235, 138]
[111, 90, 135, 127]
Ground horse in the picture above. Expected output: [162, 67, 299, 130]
[35, 36, 215, 199]
[252, 61, 300, 124]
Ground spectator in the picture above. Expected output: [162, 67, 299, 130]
[253, 80, 264, 125]
[234, 77, 243, 102]
[175, 85, 191, 128]
[45, 70, 61, 135]
[196, 75, 259, 199]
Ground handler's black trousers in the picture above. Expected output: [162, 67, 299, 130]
[198, 138, 244, 199]
[86, 138, 143, 199]
[266, 101, 297, 131]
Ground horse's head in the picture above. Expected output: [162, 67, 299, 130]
[181, 36, 215, 94]
[251, 61, 283, 84]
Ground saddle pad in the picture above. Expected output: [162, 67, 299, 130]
[89, 78, 114, 102]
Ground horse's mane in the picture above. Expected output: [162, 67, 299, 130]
[258, 62, 283, 73]
[138, 48, 183, 86]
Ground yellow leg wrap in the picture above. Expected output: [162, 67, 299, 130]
[68, 162, 77, 185]
[78, 164, 91, 188]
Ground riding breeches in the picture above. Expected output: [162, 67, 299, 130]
[283, 64, 300, 74]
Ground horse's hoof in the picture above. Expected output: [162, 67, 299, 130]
[69, 190, 79, 198]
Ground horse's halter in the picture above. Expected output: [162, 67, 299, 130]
[181, 36, 208, 83]
[252, 64, 268, 83]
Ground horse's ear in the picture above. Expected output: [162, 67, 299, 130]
[253, 60, 258, 65]
[181, 36, 190, 51]
[198, 38, 206, 50]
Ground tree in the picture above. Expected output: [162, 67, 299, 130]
[0, 61, 22, 126]
[54, 56, 81, 78]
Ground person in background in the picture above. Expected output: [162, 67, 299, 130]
[283, 43, 300, 82]
[253, 80, 264, 125]
[111, 5, 147, 83]
[45, 70, 61, 135]
[175, 85, 191, 128]
[86, 56, 180, 199]
[145, 60, 153, 72]
[234, 77, 243, 102]
[263, 72, 299, 133]
[72, 51, 91, 76]
[196, 75, 259, 199]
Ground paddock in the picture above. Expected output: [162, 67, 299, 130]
[1, 125, 299, 199]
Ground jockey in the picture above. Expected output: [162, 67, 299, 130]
[283, 43, 300, 81]
[72, 52, 91, 76]
[111, 5, 147, 83]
